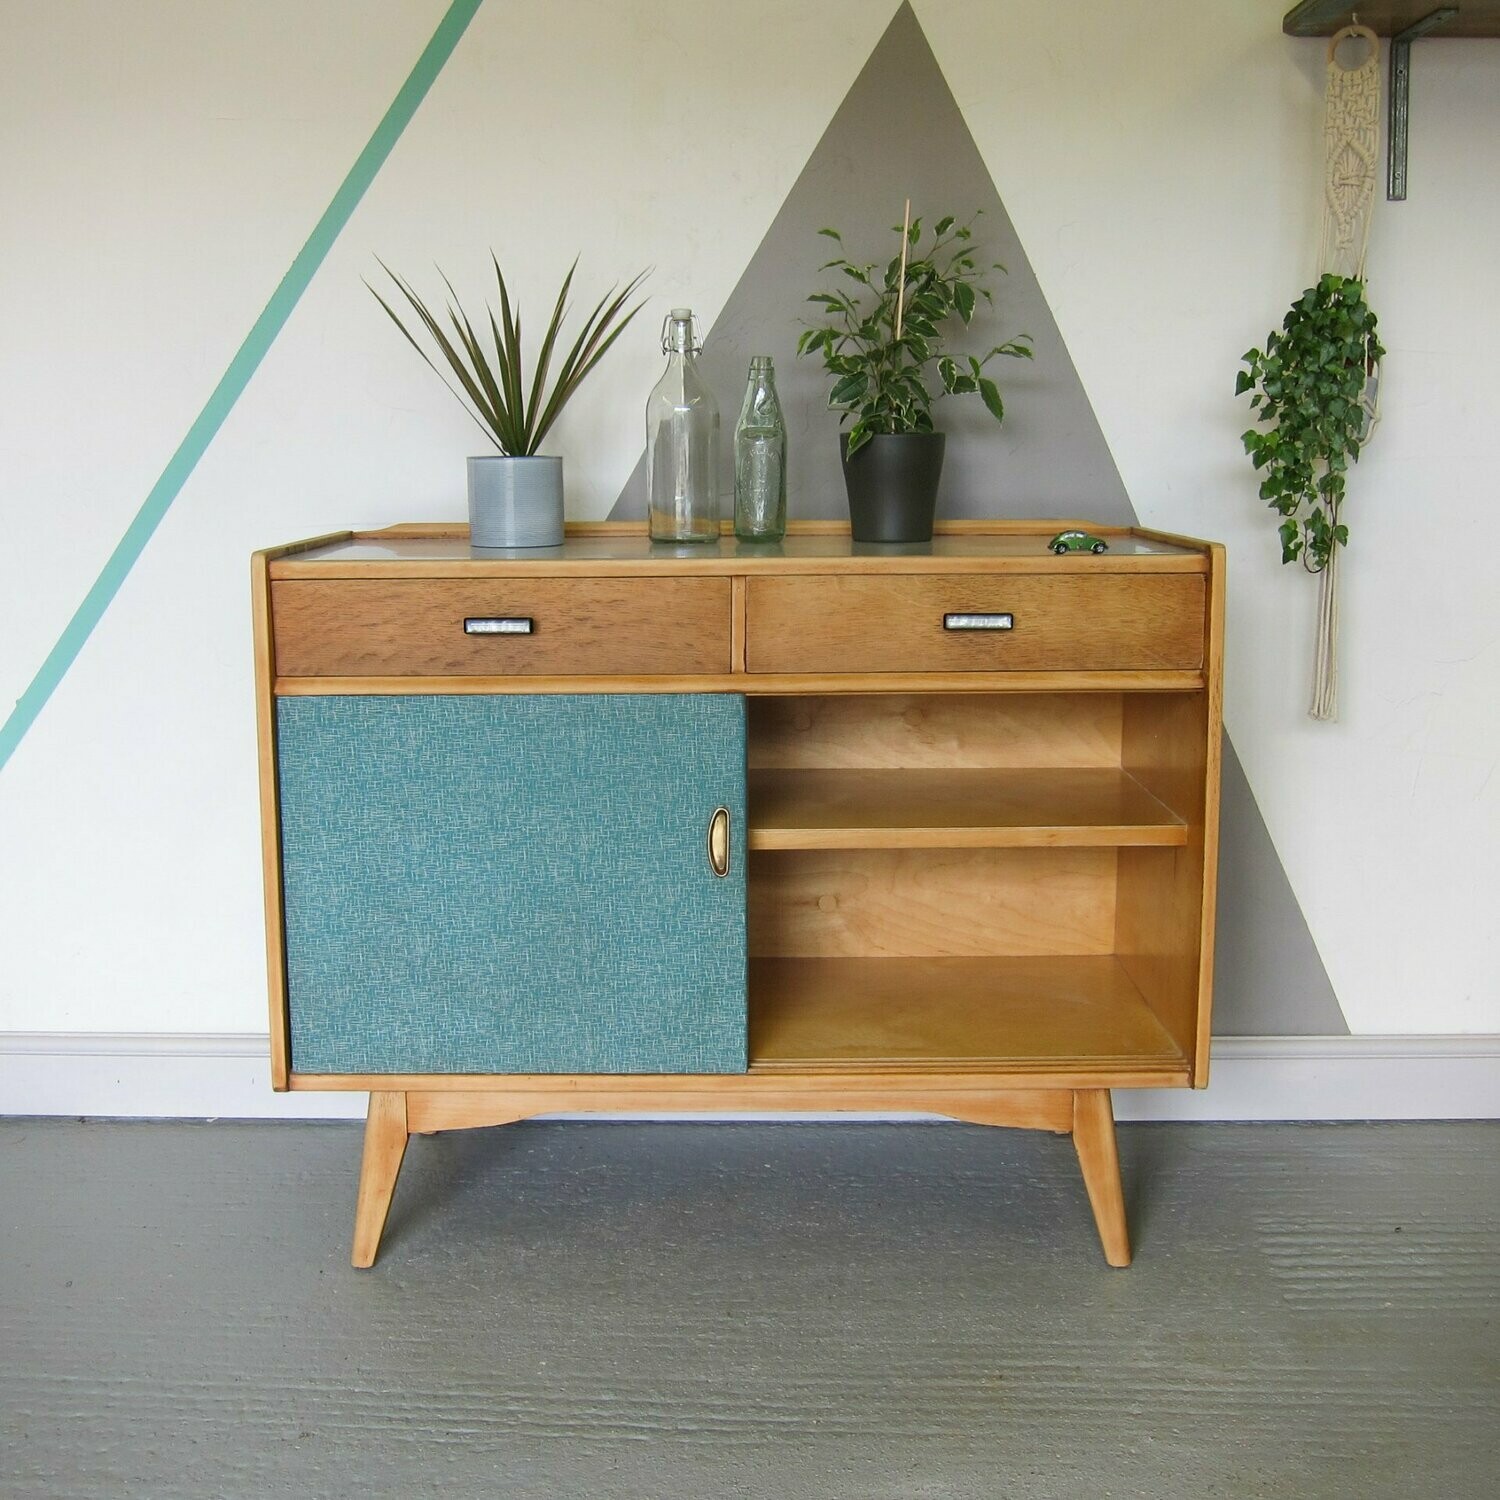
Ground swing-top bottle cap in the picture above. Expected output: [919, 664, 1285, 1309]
[662, 308, 701, 355]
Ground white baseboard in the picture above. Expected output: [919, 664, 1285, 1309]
[2, 1032, 1496, 1121]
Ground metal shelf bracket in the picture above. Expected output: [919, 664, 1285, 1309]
[1387, 7, 1460, 200]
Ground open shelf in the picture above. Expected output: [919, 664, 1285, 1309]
[746, 767, 1185, 850]
[748, 956, 1187, 1074]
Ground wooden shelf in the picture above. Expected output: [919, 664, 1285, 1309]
[1283, 2, 1500, 38]
[746, 767, 1186, 850]
[748, 956, 1187, 1074]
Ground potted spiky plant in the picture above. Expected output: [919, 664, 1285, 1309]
[798, 206, 1032, 542]
[371, 256, 647, 547]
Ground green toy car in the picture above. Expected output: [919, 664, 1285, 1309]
[1049, 529, 1108, 555]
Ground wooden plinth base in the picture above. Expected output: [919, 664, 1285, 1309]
[351, 1084, 1132, 1270]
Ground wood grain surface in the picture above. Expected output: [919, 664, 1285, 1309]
[404, 1084, 1076, 1133]
[271, 576, 732, 677]
[748, 692, 1124, 768]
[745, 573, 1207, 673]
[747, 767, 1186, 849]
[747, 956, 1184, 1071]
[749, 847, 1117, 958]
[351, 1090, 408, 1269]
[1072, 1088, 1131, 1266]
[1114, 543, 1224, 1085]
[273, 669, 1206, 696]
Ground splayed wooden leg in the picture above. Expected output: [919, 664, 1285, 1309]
[352, 1090, 409, 1269]
[1072, 1088, 1131, 1267]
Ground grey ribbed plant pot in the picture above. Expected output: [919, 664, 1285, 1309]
[467, 455, 564, 548]
[839, 432, 946, 543]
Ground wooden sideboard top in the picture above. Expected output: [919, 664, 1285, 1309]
[263, 520, 1212, 579]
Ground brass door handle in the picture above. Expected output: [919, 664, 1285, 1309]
[707, 806, 731, 878]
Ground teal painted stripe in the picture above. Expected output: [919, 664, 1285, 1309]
[0, 0, 484, 773]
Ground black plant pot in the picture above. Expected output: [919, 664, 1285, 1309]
[839, 432, 946, 543]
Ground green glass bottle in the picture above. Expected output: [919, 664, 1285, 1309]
[733, 356, 787, 542]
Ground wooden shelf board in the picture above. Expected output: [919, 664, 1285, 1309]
[746, 767, 1186, 850]
[748, 956, 1186, 1073]
[1283, 2, 1499, 37]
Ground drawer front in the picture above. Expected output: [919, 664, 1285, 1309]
[277, 693, 748, 1075]
[745, 574, 1205, 674]
[272, 577, 731, 677]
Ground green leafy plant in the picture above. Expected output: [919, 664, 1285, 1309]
[1237, 273, 1383, 571]
[797, 213, 1032, 457]
[370, 256, 648, 456]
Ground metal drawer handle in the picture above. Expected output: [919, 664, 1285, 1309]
[943, 612, 1013, 632]
[464, 617, 533, 635]
[707, 806, 731, 878]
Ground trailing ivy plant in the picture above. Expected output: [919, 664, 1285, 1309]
[797, 213, 1032, 457]
[1237, 273, 1383, 571]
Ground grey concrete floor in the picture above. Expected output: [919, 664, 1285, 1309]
[1, 1120, 1496, 1499]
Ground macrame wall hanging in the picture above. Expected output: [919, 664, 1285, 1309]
[1321, 23, 1380, 279]
[1238, 20, 1385, 722]
[1312, 23, 1380, 720]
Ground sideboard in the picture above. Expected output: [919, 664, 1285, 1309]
[252, 520, 1224, 1267]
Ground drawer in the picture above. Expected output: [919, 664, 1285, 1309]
[272, 577, 732, 677]
[745, 573, 1206, 674]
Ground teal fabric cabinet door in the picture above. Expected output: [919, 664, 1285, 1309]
[276, 694, 747, 1074]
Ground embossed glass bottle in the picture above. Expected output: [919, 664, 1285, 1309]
[646, 308, 720, 543]
[733, 355, 787, 542]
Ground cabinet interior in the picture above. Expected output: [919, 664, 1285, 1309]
[745, 692, 1211, 1078]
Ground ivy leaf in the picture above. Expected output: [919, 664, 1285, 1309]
[1237, 276, 1379, 564]
[1279, 520, 1301, 563]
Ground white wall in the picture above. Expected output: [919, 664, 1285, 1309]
[1, 0, 1496, 1043]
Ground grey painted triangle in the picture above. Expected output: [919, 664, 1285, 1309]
[611, 0, 1132, 524]
[1211, 738, 1345, 1034]
[613, 0, 1347, 1035]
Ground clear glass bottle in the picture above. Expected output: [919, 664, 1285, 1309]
[647, 308, 720, 543]
[733, 355, 787, 542]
